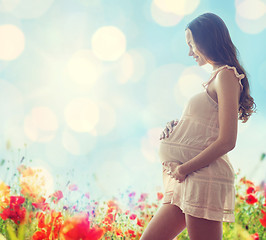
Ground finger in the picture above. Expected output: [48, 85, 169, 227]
[164, 162, 169, 167]
[166, 122, 173, 133]
[164, 129, 169, 138]
[159, 133, 163, 140]
[175, 177, 182, 182]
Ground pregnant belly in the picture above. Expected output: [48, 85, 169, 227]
[159, 142, 201, 164]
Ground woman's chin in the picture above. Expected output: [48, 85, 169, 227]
[197, 61, 207, 67]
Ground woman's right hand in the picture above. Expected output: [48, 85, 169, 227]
[160, 119, 178, 140]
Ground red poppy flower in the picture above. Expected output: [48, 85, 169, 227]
[50, 190, 63, 204]
[0, 196, 26, 224]
[35, 210, 63, 239]
[104, 212, 116, 225]
[251, 233, 259, 240]
[116, 229, 123, 236]
[10, 196, 25, 206]
[107, 200, 120, 213]
[245, 194, 258, 205]
[36, 212, 46, 228]
[137, 218, 145, 227]
[129, 214, 137, 220]
[246, 186, 256, 194]
[60, 213, 105, 240]
[50, 211, 63, 238]
[32, 230, 47, 240]
[126, 229, 136, 238]
[0, 205, 26, 224]
[32, 197, 49, 211]
[157, 192, 164, 201]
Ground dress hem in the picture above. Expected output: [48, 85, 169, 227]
[163, 195, 235, 223]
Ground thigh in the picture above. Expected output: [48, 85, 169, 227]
[185, 214, 223, 240]
[140, 204, 186, 240]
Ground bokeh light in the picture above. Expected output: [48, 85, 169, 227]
[154, 0, 200, 15]
[64, 97, 99, 133]
[151, 1, 183, 27]
[0, 24, 25, 60]
[91, 26, 127, 61]
[114, 48, 156, 84]
[67, 49, 103, 87]
[235, 0, 266, 34]
[151, 0, 200, 26]
[24, 107, 58, 142]
[116, 52, 134, 84]
[174, 66, 209, 106]
[19, 166, 54, 197]
[236, 0, 265, 20]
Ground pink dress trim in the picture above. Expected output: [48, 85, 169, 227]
[203, 65, 245, 91]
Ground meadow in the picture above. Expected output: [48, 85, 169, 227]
[0, 154, 265, 240]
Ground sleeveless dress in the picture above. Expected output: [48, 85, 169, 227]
[159, 65, 245, 222]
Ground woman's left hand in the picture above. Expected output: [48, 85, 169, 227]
[165, 162, 187, 183]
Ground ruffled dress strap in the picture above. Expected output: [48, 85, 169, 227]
[203, 65, 245, 91]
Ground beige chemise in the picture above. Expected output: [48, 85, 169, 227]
[159, 65, 245, 222]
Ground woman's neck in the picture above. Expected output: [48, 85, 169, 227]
[212, 64, 224, 71]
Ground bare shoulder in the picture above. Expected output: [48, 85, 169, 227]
[213, 68, 240, 91]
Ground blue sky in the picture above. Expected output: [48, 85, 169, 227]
[0, 0, 265, 200]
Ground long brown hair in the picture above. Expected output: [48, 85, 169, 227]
[187, 13, 256, 123]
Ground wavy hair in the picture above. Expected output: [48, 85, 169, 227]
[187, 13, 256, 123]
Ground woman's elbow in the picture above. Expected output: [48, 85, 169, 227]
[226, 141, 236, 151]
[217, 138, 236, 152]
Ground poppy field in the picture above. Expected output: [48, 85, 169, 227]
[0, 155, 265, 240]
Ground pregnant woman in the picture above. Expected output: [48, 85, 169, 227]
[140, 13, 256, 240]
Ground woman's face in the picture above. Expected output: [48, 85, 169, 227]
[185, 28, 208, 66]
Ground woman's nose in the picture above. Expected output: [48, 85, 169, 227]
[188, 49, 193, 56]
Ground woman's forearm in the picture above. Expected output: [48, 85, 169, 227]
[178, 138, 235, 176]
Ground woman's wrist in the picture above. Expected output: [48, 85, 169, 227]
[178, 164, 189, 176]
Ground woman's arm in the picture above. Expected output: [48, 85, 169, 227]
[177, 69, 241, 177]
